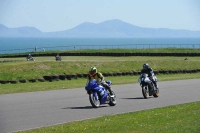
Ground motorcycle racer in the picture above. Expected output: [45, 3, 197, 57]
[140, 63, 158, 89]
[87, 67, 114, 97]
[27, 54, 32, 59]
[27, 54, 34, 61]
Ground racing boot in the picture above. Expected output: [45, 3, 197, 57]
[108, 87, 114, 97]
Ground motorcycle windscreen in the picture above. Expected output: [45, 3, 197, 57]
[85, 79, 99, 91]
[106, 80, 112, 86]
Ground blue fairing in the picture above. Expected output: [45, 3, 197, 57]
[85, 79, 108, 104]
[85, 79, 99, 91]
[100, 88, 107, 104]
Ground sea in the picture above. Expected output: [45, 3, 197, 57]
[0, 37, 200, 54]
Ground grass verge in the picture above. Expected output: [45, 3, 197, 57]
[0, 56, 200, 80]
[17, 101, 200, 133]
[1, 73, 200, 95]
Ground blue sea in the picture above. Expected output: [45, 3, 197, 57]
[0, 37, 200, 54]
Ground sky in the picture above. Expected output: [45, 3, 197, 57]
[0, 0, 200, 32]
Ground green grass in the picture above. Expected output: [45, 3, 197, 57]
[0, 55, 200, 94]
[1, 48, 199, 56]
[0, 56, 200, 80]
[1, 73, 200, 95]
[17, 101, 200, 133]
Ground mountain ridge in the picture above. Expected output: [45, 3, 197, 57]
[0, 19, 200, 38]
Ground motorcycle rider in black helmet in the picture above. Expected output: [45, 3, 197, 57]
[140, 63, 158, 89]
[87, 67, 114, 97]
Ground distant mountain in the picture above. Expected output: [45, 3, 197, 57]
[1, 19, 200, 38]
[0, 24, 42, 37]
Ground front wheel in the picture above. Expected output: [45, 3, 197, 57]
[89, 93, 100, 108]
[142, 86, 149, 99]
[153, 88, 159, 97]
[108, 91, 116, 106]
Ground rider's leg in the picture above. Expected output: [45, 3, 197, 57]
[101, 82, 114, 96]
[150, 76, 158, 88]
[154, 81, 158, 88]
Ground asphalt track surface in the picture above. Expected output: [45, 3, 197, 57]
[0, 79, 200, 133]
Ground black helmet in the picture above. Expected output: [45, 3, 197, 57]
[89, 67, 97, 76]
[143, 63, 149, 70]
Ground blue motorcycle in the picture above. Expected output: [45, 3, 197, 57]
[85, 79, 116, 108]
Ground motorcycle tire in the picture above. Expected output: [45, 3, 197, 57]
[142, 86, 149, 99]
[89, 93, 100, 108]
[153, 88, 159, 97]
[108, 91, 116, 106]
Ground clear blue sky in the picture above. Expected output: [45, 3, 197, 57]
[0, 0, 200, 32]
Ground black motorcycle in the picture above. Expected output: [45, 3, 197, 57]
[26, 56, 35, 61]
[138, 73, 159, 99]
[55, 56, 61, 61]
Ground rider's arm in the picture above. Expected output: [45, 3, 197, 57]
[149, 68, 155, 76]
[140, 69, 144, 76]
[97, 72, 104, 83]
[87, 74, 91, 80]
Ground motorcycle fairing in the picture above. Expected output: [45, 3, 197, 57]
[85, 79, 108, 104]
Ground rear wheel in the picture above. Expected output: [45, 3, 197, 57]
[142, 86, 149, 99]
[89, 93, 100, 108]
